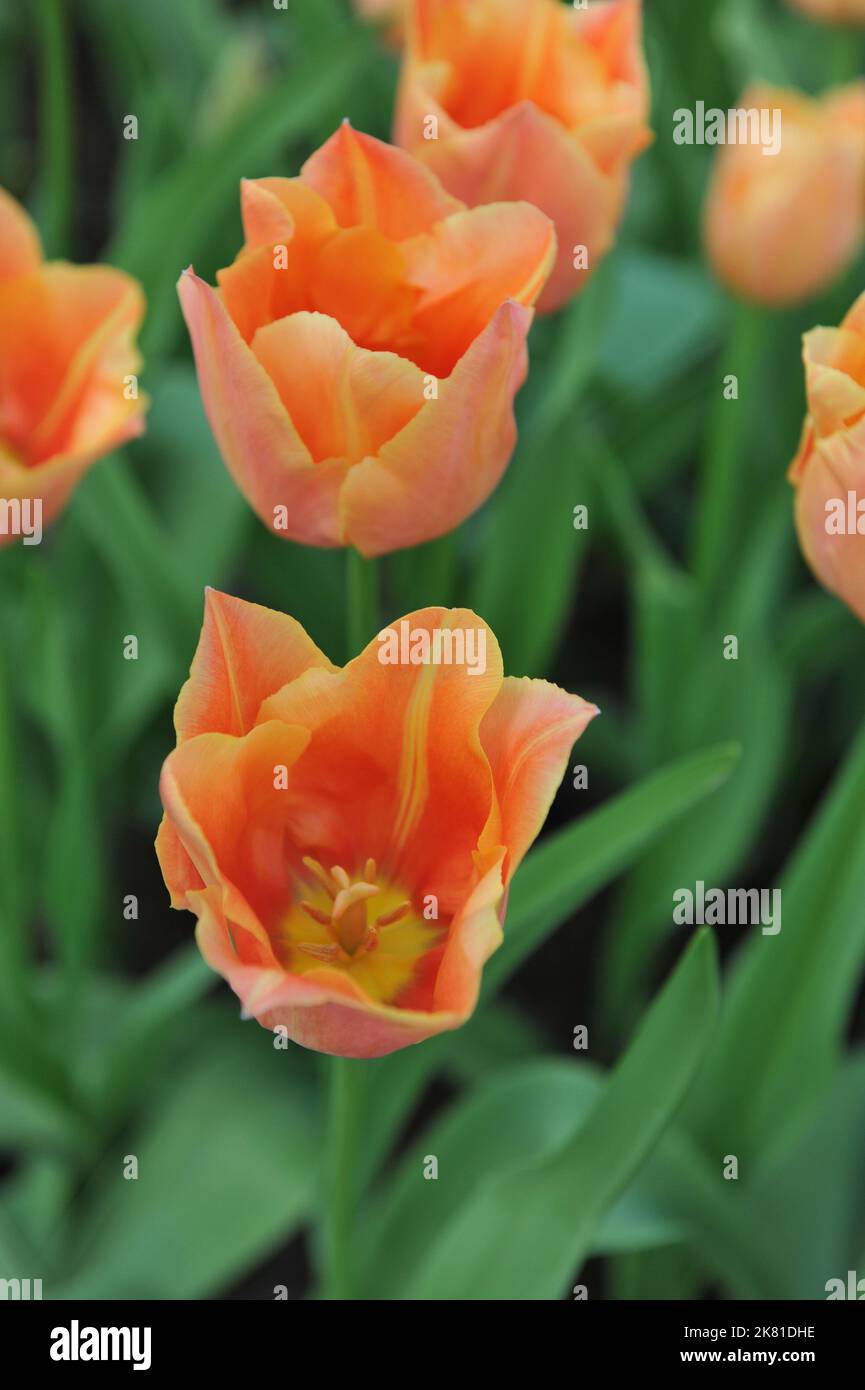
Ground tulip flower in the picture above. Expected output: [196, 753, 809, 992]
[178, 124, 555, 556]
[788, 0, 865, 22]
[703, 83, 865, 307]
[788, 288, 865, 622]
[156, 591, 597, 1058]
[0, 187, 146, 545]
[393, 0, 652, 313]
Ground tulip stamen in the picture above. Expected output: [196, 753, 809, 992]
[375, 900, 411, 929]
[331, 865, 352, 891]
[299, 901, 333, 927]
[302, 855, 338, 899]
[287, 858, 429, 990]
[332, 881, 380, 920]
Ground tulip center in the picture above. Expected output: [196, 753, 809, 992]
[280, 856, 443, 1005]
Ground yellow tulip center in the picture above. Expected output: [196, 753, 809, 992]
[280, 857, 442, 1005]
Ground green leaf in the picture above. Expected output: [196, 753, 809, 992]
[598, 250, 725, 400]
[0, 1063, 86, 1157]
[684, 718, 865, 1168]
[484, 742, 740, 998]
[742, 1052, 865, 1298]
[401, 930, 719, 1300]
[359, 1058, 687, 1299]
[55, 1020, 318, 1299]
[98, 947, 213, 1116]
[602, 495, 793, 1032]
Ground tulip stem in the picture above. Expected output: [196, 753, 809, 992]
[346, 549, 379, 656]
[322, 1055, 362, 1300]
[34, 0, 73, 258]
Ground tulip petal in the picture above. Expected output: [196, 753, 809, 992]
[479, 676, 599, 880]
[240, 177, 336, 251]
[177, 268, 347, 546]
[792, 418, 865, 623]
[397, 92, 620, 312]
[403, 201, 555, 375]
[154, 816, 205, 910]
[159, 720, 312, 944]
[218, 181, 338, 342]
[251, 311, 426, 467]
[300, 122, 462, 239]
[175, 588, 336, 744]
[802, 326, 865, 438]
[339, 298, 531, 555]
[258, 608, 504, 910]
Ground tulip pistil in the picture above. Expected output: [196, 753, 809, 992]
[297, 856, 412, 964]
[280, 853, 442, 1004]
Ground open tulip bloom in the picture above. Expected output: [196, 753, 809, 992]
[394, 0, 652, 312]
[157, 591, 597, 1059]
[0, 188, 146, 543]
[178, 124, 556, 556]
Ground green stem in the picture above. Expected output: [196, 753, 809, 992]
[345, 548, 378, 657]
[35, 0, 73, 258]
[322, 1056, 362, 1300]
[691, 301, 768, 597]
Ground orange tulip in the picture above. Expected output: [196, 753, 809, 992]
[156, 591, 597, 1058]
[788, 0, 865, 21]
[394, 0, 652, 313]
[0, 187, 146, 545]
[789, 288, 865, 622]
[178, 125, 555, 557]
[703, 83, 865, 307]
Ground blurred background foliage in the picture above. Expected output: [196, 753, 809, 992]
[0, 0, 863, 1300]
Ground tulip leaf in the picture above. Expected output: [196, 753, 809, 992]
[485, 741, 740, 997]
[0, 613, 25, 951]
[683, 718, 865, 1169]
[740, 1052, 865, 1298]
[598, 250, 725, 400]
[358, 1059, 687, 1299]
[601, 495, 792, 1032]
[55, 1020, 317, 1299]
[400, 929, 718, 1300]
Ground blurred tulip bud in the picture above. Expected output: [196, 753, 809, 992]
[703, 82, 865, 306]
